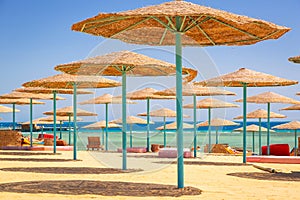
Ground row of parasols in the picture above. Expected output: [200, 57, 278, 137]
[2, 0, 300, 189]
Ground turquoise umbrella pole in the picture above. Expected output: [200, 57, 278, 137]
[59, 121, 62, 139]
[146, 97, 150, 152]
[258, 118, 262, 155]
[12, 103, 16, 130]
[267, 102, 271, 155]
[130, 124, 133, 148]
[215, 127, 219, 144]
[295, 130, 297, 156]
[193, 94, 197, 158]
[252, 131, 255, 153]
[68, 114, 71, 145]
[102, 128, 104, 146]
[53, 91, 57, 154]
[30, 98, 33, 147]
[175, 16, 184, 189]
[163, 116, 166, 147]
[122, 69, 127, 170]
[105, 103, 108, 151]
[208, 107, 211, 153]
[73, 84, 77, 160]
[242, 83, 247, 163]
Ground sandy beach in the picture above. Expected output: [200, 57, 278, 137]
[0, 150, 299, 200]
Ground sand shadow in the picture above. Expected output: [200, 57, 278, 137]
[156, 161, 251, 166]
[0, 152, 61, 156]
[0, 158, 76, 162]
[0, 167, 142, 174]
[0, 180, 202, 197]
[227, 172, 300, 181]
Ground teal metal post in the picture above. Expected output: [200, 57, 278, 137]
[30, 98, 33, 147]
[130, 124, 133, 148]
[53, 91, 57, 154]
[12, 103, 16, 130]
[242, 83, 247, 163]
[122, 70, 127, 170]
[193, 94, 197, 158]
[101, 128, 104, 146]
[258, 118, 262, 155]
[163, 116, 166, 147]
[175, 16, 184, 189]
[295, 130, 297, 156]
[252, 131, 255, 153]
[208, 107, 211, 153]
[216, 127, 219, 144]
[146, 97, 150, 152]
[73, 84, 77, 160]
[68, 115, 71, 145]
[267, 102, 271, 155]
[105, 103, 109, 151]
[59, 121, 62, 139]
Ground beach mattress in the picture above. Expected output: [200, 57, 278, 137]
[247, 156, 300, 164]
[261, 144, 290, 156]
[158, 148, 192, 158]
[117, 147, 147, 153]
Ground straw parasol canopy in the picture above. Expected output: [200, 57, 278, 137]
[0, 92, 65, 100]
[43, 106, 97, 117]
[288, 55, 300, 64]
[83, 120, 121, 129]
[0, 105, 20, 113]
[138, 107, 189, 118]
[184, 98, 239, 109]
[234, 124, 274, 133]
[235, 92, 300, 104]
[197, 118, 239, 127]
[40, 116, 83, 122]
[21, 117, 60, 125]
[0, 99, 43, 105]
[15, 87, 94, 95]
[156, 122, 193, 130]
[54, 51, 197, 82]
[196, 68, 298, 87]
[126, 88, 176, 100]
[280, 104, 300, 111]
[234, 109, 286, 119]
[79, 93, 134, 105]
[71, 1, 289, 46]
[111, 115, 153, 125]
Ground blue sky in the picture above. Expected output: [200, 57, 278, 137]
[0, 0, 300, 123]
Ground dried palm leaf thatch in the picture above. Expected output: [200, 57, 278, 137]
[138, 107, 189, 118]
[79, 93, 135, 105]
[14, 87, 93, 95]
[280, 104, 300, 111]
[126, 88, 175, 100]
[195, 68, 298, 87]
[234, 124, 274, 132]
[197, 118, 239, 127]
[43, 106, 97, 117]
[72, 1, 290, 46]
[110, 115, 153, 124]
[0, 98, 44, 105]
[156, 121, 193, 130]
[235, 92, 300, 104]
[184, 98, 239, 109]
[273, 121, 300, 130]
[0, 92, 65, 100]
[40, 116, 83, 122]
[22, 74, 121, 89]
[0, 105, 20, 113]
[83, 120, 121, 129]
[288, 55, 300, 64]
[55, 51, 197, 82]
[234, 109, 286, 119]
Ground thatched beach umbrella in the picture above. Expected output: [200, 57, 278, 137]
[273, 121, 300, 156]
[234, 109, 286, 155]
[126, 87, 175, 151]
[0, 105, 20, 127]
[0, 92, 64, 147]
[197, 118, 239, 145]
[69, 0, 290, 188]
[15, 86, 93, 147]
[54, 50, 196, 170]
[196, 68, 298, 163]
[155, 83, 235, 157]
[138, 108, 189, 147]
[184, 98, 239, 152]
[80, 93, 135, 151]
[236, 91, 300, 155]
[234, 124, 275, 153]
[83, 120, 121, 146]
[288, 55, 300, 64]
[23, 73, 120, 160]
[111, 116, 154, 148]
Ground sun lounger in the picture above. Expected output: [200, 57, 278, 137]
[86, 136, 103, 151]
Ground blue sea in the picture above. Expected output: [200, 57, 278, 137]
[0, 121, 297, 153]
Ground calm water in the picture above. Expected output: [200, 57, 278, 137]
[6, 121, 297, 153]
